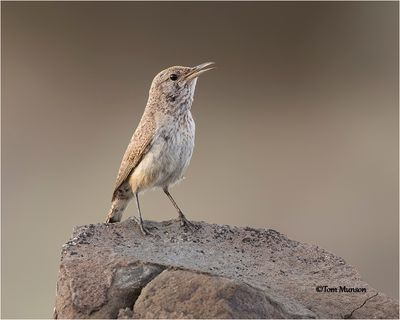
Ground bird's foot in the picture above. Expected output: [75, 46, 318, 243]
[133, 216, 152, 236]
[178, 214, 198, 231]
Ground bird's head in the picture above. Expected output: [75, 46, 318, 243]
[148, 62, 215, 110]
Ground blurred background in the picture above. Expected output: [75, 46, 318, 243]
[1, 2, 398, 318]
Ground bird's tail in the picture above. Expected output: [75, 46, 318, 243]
[105, 197, 129, 223]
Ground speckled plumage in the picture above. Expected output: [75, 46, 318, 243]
[106, 62, 214, 234]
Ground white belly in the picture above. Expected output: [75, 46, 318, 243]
[129, 114, 195, 192]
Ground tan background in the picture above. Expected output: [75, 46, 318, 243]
[2, 2, 399, 318]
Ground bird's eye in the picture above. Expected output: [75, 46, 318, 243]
[170, 74, 178, 81]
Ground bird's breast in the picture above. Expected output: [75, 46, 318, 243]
[131, 112, 195, 191]
[158, 113, 195, 167]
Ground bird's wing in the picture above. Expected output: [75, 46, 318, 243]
[112, 113, 156, 199]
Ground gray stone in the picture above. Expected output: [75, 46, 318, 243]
[133, 269, 315, 319]
[53, 219, 399, 319]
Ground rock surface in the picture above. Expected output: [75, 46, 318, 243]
[133, 269, 313, 319]
[54, 218, 399, 319]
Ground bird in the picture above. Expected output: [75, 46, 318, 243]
[105, 62, 215, 235]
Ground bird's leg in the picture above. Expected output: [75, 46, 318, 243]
[133, 193, 150, 235]
[163, 188, 194, 228]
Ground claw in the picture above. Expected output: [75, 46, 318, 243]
[133, 217, 152, 236]
[178, 214, 197, 231]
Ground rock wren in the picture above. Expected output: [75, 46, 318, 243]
[106, 62, 215, 234]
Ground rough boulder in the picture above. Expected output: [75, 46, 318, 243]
[54, 218, 399, 319]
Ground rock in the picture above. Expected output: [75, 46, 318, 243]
[133, 269, 314, 319]
[117, 308, 133, 319]
[54, 219, 399, 319]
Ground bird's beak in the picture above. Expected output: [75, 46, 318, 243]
[185, 62, 215, 81]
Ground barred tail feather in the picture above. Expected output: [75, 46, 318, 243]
[105, 197, 129, 223]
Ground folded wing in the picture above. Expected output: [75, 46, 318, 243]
[112, 113, 156, 200]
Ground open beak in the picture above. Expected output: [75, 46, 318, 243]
[185, 62, 215, 81]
